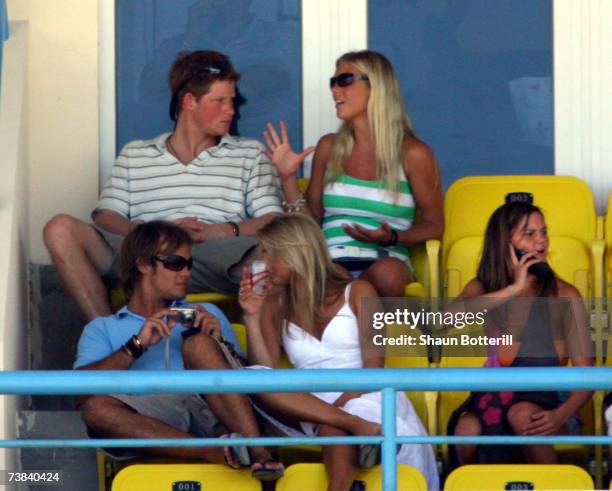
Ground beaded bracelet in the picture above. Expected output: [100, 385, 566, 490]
[282, 193, 307, 213]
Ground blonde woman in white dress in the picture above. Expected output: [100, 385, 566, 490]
[239, 213, 438, 491]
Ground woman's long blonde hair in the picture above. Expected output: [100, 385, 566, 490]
[257, 214, 351, 331]
[327, 50, 414, 195]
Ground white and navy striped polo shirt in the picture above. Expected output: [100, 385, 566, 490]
[95, 133, 283, 223]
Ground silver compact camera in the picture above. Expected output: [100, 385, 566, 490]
[168, 307, 198, 326]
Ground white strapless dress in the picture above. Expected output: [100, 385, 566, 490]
[279, 284, 439, 490]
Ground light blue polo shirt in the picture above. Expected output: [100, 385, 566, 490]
[74, 301, 243, 370]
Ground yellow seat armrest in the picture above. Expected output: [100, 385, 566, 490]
[596, 215, 604, 240]
[424, 390, 438, 437]
[589, 238, 605, 299]
[425, 239, 441, 301]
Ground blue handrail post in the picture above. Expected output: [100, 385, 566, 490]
[382, 387, 397, 490]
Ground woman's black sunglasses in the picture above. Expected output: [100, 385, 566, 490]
[329, 73, 369, 88]
[153, 254, 194, 272]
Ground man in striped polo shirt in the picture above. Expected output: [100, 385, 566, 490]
[44, 50, 282, 322]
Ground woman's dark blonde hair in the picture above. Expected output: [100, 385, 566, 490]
[257, 214, 350, 331]
[478, 202, 557, 297]
[327, 50, 414, 196]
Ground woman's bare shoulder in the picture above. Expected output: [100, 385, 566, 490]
[402, 136, 434, 160]
[317, 133, 336, 149]
[556, 279, 581, 298]
[460, 278, 486, 298]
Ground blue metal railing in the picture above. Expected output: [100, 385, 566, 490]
[2, 367, 612, 490]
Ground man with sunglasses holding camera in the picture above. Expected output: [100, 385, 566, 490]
[74, 220, 284, 478]
[44, 50, 282, 322]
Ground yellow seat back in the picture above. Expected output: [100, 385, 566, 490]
[231, 323, 292, 368]
[384, 325, 435, 435]
[276, 463, 427, 491]
[606, 192, 612, 298]
[605, 193, 612, 364]
[111, 464, 261, 491]
[443, 175, 598, 299]
[444, 464, 593, 490]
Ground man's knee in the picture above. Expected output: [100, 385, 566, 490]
[182, 333, 223, 368]
[43, 214, 83, 249]
[79, 395, 126, 429]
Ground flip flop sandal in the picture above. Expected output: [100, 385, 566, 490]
[359, 442, 402, 469]
[221, 432, 251, 468]
[358, 443, 381, 469]
[250, 459, 284, 481]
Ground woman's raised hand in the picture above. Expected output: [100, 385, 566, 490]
[238, 266, 269, 317]
[509, 246, 540, 294]
[263, 121, 315, 179]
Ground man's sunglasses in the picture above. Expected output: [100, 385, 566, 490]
[153, 255, 194, 272]
[329, 73, 369, 88]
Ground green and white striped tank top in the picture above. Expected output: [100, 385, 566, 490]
[322, 172, 416, 262]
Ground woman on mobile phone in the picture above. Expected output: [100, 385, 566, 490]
[448, 201, 593, 468]
[262, 50, 443, 297]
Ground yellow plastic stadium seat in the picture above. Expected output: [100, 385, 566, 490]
[444, 464, 593, 490]
[186, 291, 235, 304]
[231, 323, 293, 368]
[605, 192, 612, 363]
[110, 289, 235, 312]
[276, 463, 427, 491]
[230, 323, 247, 354]
[111, 464, 261, 491]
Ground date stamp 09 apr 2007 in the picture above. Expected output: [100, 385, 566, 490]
[0, 470, 63, 486]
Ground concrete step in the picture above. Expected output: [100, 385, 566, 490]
[18, 410, 98, 491]
[29, 264, 90, 410]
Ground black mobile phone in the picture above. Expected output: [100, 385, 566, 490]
[514, 248, 553, 278]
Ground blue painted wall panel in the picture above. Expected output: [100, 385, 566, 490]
[116, 0, 302, 152]
[369, 0, 553, 188]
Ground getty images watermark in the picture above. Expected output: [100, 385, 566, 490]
[371, 307, 513, 347]
[359, 297, 592, 358]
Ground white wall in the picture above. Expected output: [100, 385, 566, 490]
[8, 0, 99, 265]
[0, 20, 29, 471]
[554, 0, 612, 212]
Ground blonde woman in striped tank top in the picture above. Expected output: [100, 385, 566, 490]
[263, 50, 443, 296]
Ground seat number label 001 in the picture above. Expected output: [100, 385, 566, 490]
[172, 482, 201, 491]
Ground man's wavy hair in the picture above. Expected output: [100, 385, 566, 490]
[119, 220, 193, 298]
[168, 50, 240, 121]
